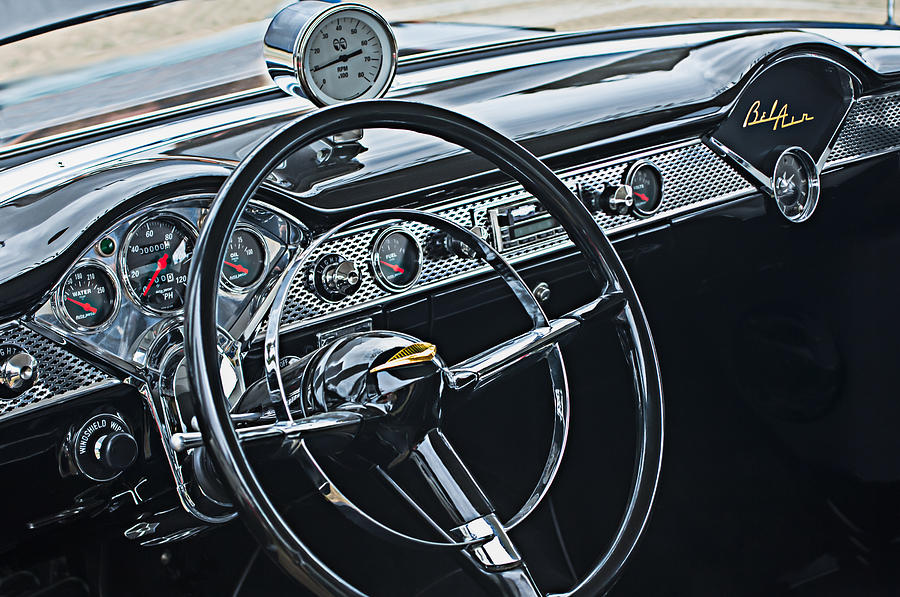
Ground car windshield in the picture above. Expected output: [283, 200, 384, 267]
[0, 0, 888, 153]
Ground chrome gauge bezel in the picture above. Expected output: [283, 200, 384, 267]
[370, 226, 423, 293]
[624, 160, 664, 218]
[53, 260, 121, 334]
[294, 3, 398, 107]
[772, 146, 820, 223]
[119, 212, 199, 316]
[220, 225, 270, 295]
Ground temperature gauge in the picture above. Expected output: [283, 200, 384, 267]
[221, 227, 267, 292]
[371, 228, 422, 292]
[56, 263, 119, 331]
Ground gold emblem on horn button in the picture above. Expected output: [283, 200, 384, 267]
[370, 342, 438, 373]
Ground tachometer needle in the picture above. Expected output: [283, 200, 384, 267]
[380, 260, 404, 274]
[313, 49, 363, 72]
[66, 297, 97, 314]
[224, 261, 249, 274]
[143, 253, 169, 296]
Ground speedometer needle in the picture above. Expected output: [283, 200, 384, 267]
[143, 253, 169, 296]
[380, 260, 404, 274]
[312, 49, 363, 72]
[224, 261, 248, 274]
[66, 297, 97, 314]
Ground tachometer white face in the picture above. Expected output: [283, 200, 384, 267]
[298, 6, 397, 106]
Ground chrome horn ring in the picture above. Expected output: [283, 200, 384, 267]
[258, 209, 569, 550]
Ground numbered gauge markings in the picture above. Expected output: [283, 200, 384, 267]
[221, 227, 267, 292]
[121, 215, 196, 313]
[371, 228, 422, 292]
[56, 263, 119, 331]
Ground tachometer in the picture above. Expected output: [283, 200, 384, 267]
[221, 227, 267, 292]
[371, 227, 422, 292]
[265, 3, 397, 107]
[56, 263, 119, 331]
[122, 215, 196, 313]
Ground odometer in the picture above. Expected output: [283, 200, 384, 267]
[221, 227, 267, 291]
[371, 228, 421, 292]
[57, 263, 118, 331]
[122, 215, 195, 313]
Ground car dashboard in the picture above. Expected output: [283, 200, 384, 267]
[2, 15, 900, 595]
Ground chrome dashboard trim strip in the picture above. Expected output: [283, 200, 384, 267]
[256, 137, 756, 339]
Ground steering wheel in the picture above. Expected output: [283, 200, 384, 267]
[184, 100, 663, 596]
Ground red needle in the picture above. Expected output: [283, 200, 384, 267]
[380, 260, 404, 274]
[224, 261, 249, 274]
[143, 253, 169, 296]
[66, 297, 97, 314]
[635, 192, 650, 203]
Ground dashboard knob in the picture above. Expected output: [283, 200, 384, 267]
[310, 254, 363, 301]
[439, 226, 487, 259]
[0, 346, 37, 398]
[324, 260, 360, 294]
[72, 414, 136, 482]
[577, 182, 606, 212]
[607, 184, 634, 215]
[97, 432, 139, 472]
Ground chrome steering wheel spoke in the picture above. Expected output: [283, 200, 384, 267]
[380, 428, 543, 597]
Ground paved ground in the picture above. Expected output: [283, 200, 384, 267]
[2, 0, 888, 81]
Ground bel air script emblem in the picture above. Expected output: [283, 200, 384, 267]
[742, 99, 814, 131]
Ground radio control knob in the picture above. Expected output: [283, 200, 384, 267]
[0, 347, 37, 398]
[607, 184, 634, 215]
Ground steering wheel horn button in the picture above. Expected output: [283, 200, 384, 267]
[370, 342, 438, 373]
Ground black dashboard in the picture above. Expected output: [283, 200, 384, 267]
[2, 17, 900, 594]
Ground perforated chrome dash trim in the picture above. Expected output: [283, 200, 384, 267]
[0, 322, 119, 420]
[826, 90, 900, 168]
[263, 139, 754, 335]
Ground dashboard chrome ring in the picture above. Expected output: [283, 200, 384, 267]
[52, 259, 121, 334]
[219, 224, 270, 295]
[119, 212, 199, 316]
[369, 225, 423, 292]
[772, 146, 820, 223]
[625, 159, 664, 218]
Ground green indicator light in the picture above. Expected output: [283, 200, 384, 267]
[98, 237, 116, 257]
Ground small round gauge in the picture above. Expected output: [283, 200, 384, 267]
[371, 228, 422, 292]
[625, 161, 664, 217]
[773, 147, 820, 223]
[122, 215, 196, 313]
[57, 263, 118, 331]
[295, 4, 397, 106]
[221, 227, 267, 292]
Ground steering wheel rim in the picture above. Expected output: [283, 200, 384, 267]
[185, 99, 663, 596]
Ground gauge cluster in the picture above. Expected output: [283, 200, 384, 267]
[32, 197, 303, 371]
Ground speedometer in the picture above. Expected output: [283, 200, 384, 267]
[122, 215, 196, 313]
